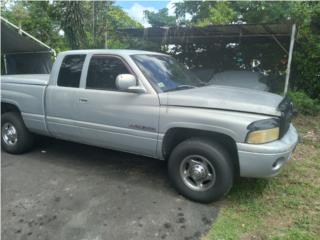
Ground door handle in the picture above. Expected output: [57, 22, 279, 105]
[79, 98, 88, 103]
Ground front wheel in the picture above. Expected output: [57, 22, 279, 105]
[1, 112, 34, 154]
[168, 138, 234, 203]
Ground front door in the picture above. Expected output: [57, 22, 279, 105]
[74, 54, 160, 157]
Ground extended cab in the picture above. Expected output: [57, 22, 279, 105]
[1, 50, 298, 203]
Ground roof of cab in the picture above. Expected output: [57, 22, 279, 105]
[59, 49, 166, 57]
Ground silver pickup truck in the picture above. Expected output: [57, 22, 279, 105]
[1, 50, 298, 203]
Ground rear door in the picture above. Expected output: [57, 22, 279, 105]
[45, 54, 86, 141]
[73, 54, 160, 157]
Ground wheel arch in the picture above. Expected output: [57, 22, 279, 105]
[162, 127, 239, 176]
[1, 101, 21, 115]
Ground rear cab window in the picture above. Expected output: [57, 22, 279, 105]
[57, 54, 86, 87]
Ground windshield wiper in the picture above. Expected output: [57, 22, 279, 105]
[166, 85, 196, 92]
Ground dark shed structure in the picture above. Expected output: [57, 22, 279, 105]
[118, 23, 292, 44]
[1, 17, 55, 75]
[117, 23, 296, 94]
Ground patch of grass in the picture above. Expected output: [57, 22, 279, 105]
[205, 115, 320, 240]
[288, 91, 320, 116]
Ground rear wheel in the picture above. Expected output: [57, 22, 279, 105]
[168, 138, 234, 203]
[1, 112, 34, 154]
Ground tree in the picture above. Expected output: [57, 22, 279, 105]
[175, 1, 236, 25]
[289, 2, 320, 99]
[144, 8, 176, 27]
[6, 3, 28, 29]
[104, 4, 142, 49]
[58, 1, 87, 49]
[195, 2, 236, 26]
[59, 1, 142, 49]
[81, 1, 142, 49]
[1, 1, 142, 50]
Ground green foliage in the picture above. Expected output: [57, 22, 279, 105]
[144, 8, 176, 27]
[288, 91, 320, 115]
[231, 1, 293, 23]
[58, 1, 87, 49]
[290, 3, 320, 100]
[105, 5, 142, 49]
[57, 1, 142, 49]
[1, 1, 142, 51]
[196, 2, 236, 26]
[84, 2, 142, 49]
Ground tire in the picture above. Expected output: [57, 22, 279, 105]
[168, 138, 234, 203]
[1, 112, 34, 154]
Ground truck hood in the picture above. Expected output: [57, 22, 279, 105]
[208, 71, 269, 91]
[159, 85, 283, 116]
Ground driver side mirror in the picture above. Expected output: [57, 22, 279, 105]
[115, 74, 146, 94]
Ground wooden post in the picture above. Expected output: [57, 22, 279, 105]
[284, 24, 296, 95]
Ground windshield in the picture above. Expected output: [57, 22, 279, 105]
[131, 54, 202, 92]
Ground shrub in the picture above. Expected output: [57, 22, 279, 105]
[288, 91, 320, 115]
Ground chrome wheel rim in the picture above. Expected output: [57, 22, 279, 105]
[179, 155, 216, 191]
[2, 123, 18, 146]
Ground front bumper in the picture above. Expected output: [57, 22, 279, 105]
[237, 124, 299, 178]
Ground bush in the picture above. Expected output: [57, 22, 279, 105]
[288, 91, 320, 115]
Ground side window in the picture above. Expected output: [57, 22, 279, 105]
[57, 54, 85, 87]
[86, 55, 130, 90]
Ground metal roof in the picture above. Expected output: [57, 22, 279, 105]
[59, 49, 166, 56]
[1, 17, 54, 54]
[116, 23, 293, 44]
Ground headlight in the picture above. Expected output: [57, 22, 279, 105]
[246, 118, 280, 144]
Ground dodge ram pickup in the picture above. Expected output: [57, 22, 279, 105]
[1, 50, 298, 203]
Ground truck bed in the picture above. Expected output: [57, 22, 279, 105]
[1, 74, 50, 135]
[1, 74, 50, 86]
